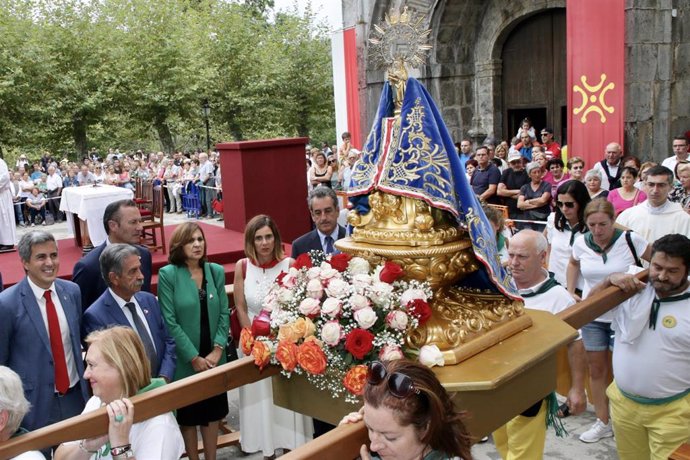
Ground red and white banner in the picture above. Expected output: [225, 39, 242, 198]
[566, 0, 625, 168]
[331, 27, 362, 150]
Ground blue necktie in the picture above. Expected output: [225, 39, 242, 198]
[324, 236, 335, 255]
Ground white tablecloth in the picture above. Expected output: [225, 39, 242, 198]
[60, 185, 134, 246]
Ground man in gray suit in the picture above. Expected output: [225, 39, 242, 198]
[0, 231, 88, 454]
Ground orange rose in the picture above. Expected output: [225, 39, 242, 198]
[251, 340, 271, 371]
[277, 322, 301, 343]
[240, 327, 254, 356]
[275, 340, 299, 372]
[343, 364, 368, 395]
[297, 340, 327, 375]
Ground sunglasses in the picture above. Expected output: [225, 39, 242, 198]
[367, 361, 420, 399]
[556, 201, 576, 209]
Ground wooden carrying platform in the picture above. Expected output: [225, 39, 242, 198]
[275, 309, 576, 436]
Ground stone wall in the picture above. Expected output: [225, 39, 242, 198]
[345, 0, 690, 163]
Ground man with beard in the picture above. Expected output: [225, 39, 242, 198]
[589, 233, 690, 459]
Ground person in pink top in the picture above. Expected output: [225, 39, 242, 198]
[607, 166, 647, 216]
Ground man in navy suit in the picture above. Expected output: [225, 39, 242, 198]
[0, 231, 88, 436]
[72, 199, 152, 312]
[291, 187, 346, 258]
[82, 244, 176, 381]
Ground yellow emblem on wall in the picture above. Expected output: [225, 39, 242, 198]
[662, 315, 677, 329]
[573, 74, 615, 123]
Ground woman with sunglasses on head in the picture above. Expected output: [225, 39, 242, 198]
[341, 359, 473, 460]
[544, 180, 590, 291]
[606, 166, 647, 216]
[566, 200, 651, 444]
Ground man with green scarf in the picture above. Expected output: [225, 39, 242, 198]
[590, 233, 690, 459]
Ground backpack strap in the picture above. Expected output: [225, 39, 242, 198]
[625, 230, 643, 267]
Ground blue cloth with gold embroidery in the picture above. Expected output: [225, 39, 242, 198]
[349, 78, 517, 297]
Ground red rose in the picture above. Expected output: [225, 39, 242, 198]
[344, 328, 375, 360]
[343, 365, 368, 395]
[251, 309, 272, 337]
[276, 271, 287, 286]
[329, 253, 352, 272]
[292, 253, 313, 270]
[408, 299, 432, 325]
[379, 260, 404, 283]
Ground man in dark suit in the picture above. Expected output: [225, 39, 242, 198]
[291, 187, 346, 258]
[0, 231, 88, 436]
[72, 199, 152, 312]
[291, 187, 345, 437]
[82, 244, 176, 381]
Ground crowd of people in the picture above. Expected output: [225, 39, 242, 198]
[1, 148, 223, 237]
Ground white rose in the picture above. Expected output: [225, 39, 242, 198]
[400, 288, 427, 306]
[352, 273, 373, 293]
[262, 292, 278, 312]
[319, 266, 339, 281]
[369, 282, 394, 306]
[348, 257, 370, 275]
[277, 287, 294, 303]
[281, 271, 298, 288]
[379, 344, 404, 361]
[418, 344, 444, 367]
[354, 307, 378, 329]
[320, 321, 342, 346]
[307, 266, 322, 279]
[322, 297, 343, 318]
[298, 298, 321, 316]
[385, 310, 408, 331]
[325, 278, 350, 297]
[306, 278, 324, 299]
[349, 294, 370, 311]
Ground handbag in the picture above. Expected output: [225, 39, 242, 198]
[208, 263, 239, 362]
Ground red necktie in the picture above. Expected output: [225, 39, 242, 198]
[44, 290, 69, 394]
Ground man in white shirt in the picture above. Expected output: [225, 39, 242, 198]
[198, 152, 217, 219]
[617, 165, 690, 243]
[589, 233, 690, 459]
[592, 142, 624, 190]
[493, 230, 587, 460]
[45, 166, 63, 223]
[661, 135, 689, 179]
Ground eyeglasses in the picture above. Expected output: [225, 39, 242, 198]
[541, 133, 549, 136]
[367, 361, 419, 398]
[556, 201, 576, 209]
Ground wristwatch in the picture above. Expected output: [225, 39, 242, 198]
[110, 444, 134, 459]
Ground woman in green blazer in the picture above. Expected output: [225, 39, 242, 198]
[158, 222, 229, 460]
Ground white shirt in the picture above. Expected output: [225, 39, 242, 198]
[661, 155, 687, 178]
[545, 212, 585, 290]
[63, 396, 184, 459]
[45, 173, 63, 192]
[617, 200, 690, 243]
[26, 278, 80, 389]
[317, 227, 340, 254]
[612, 284, 690, 398]
[572, 231, 648, 322]
[108, 288, 156, 352]
[520, 270, 581, 340]
[592, 160, 619, 191]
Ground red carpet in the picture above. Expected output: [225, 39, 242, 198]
[0, 222, 247, 293]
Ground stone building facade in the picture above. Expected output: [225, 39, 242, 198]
[342, 0, 690, 162]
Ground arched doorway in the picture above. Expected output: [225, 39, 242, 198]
[502, 9, 566, 144]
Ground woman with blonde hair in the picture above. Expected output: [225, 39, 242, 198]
[234, 214, 312, 458]
[158, 222, 229, 460]
[55, 327, 184, 459]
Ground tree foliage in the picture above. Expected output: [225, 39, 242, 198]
[0, 0, 334, 158]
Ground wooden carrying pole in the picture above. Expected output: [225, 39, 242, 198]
[0, 358, 279, 458]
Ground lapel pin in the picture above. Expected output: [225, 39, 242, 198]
[143, 309, 149, 315]
[210, 294, 214, 299]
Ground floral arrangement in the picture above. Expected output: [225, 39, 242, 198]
[240, 250, 440, 403]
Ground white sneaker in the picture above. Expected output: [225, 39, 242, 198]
[579, 418, 614, 443]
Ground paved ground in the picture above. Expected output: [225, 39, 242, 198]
[18, 214, 618, 459]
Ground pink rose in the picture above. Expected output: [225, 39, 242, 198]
[320, 321, 342, 346]
[321, 297, 343, 318]
[349, 294, 370, 311]
[306, 278, 324, 299]
[379, 344, 404, 361]
[400, 288, 427, 306]
[298, 298, 321, 317]
[385, 310, 409, 331]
